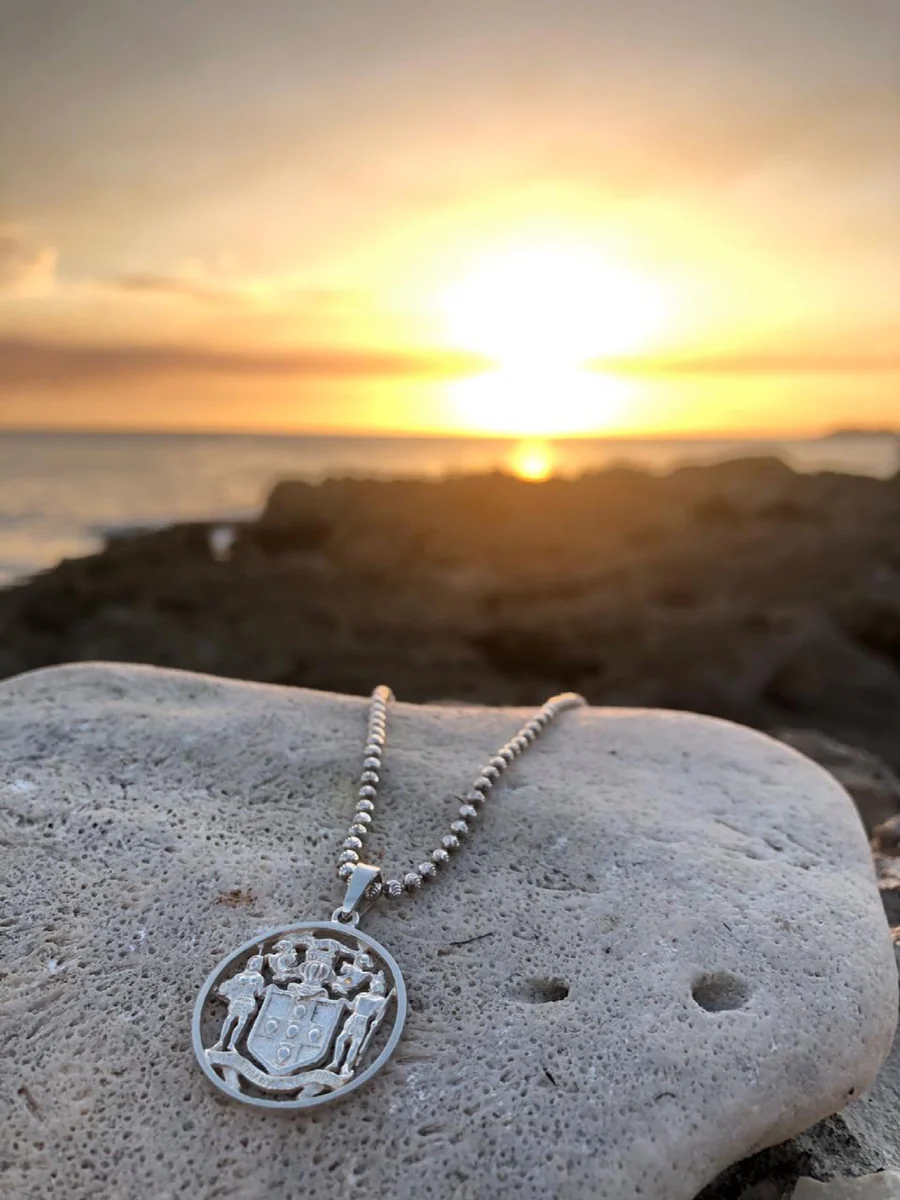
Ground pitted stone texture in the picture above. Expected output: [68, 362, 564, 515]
[0, 663, 895, 1200]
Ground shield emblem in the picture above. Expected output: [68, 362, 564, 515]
[246, 986, 346, 1075]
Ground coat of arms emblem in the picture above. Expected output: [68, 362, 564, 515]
[247, 989, 346, 1074]
[193, 922, 406, 1109]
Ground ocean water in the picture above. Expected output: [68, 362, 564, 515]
[0, 430, 897, 585]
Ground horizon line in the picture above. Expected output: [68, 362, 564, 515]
[0, 425, 897, 441]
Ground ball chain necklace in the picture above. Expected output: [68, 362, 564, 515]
[193, 685, 586, 1110]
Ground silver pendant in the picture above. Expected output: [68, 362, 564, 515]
[192, 869, 406, 1110]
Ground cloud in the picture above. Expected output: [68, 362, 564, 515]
[0, 225, 56, 296]
[3, 336, 896, 392]
[106, 272, 371, 315]
[110, 273, 242, 305]
[0, 336, 490, 388]
[9, 336, 897, 395]
[594, 348, 900, 377]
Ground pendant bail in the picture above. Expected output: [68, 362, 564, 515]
[336, 862, 382, 924]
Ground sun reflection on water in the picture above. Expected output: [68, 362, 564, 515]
[509, 440, 554, 481]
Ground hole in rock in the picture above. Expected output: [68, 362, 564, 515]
[691, 972, 751, 1013]
[510, 977, 570, 1004]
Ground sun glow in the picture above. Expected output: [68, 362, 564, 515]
[437, 240, 666, 435]
[446, 364, 633, 436]
[439, 242, 666, 370]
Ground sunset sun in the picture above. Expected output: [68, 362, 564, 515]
[439, 242, 664, 369]
[437, 241, 667, 436]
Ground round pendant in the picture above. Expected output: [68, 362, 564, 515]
[192, 921, 406, 1110]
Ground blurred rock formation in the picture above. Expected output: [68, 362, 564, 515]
[1, 457, 899, 772]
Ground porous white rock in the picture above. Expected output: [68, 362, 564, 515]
[0, 663, 895, 1200]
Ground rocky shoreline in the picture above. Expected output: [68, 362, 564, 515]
[2, 455, 899, 767]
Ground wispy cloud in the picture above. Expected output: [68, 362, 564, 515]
[594, 347, 900, 377]
[4, 336, 897, 392]
[109, 273, 243, 305]
[0, 336, 490, 388]
[105, 271, 372, 315]
[0, 224, 56, 296]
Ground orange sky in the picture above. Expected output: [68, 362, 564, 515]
[1, 0, 898, 436]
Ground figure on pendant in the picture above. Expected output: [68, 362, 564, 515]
[213, 952, 265, 1050]
[328, 971, 393, 1077]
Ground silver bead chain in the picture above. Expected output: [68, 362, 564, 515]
[336, 685, 587, 902]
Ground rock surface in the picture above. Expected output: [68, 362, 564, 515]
[793, 1171, 900, 1197]
[0, 663, 896, 1200]
[696, 965, 900, 1199]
